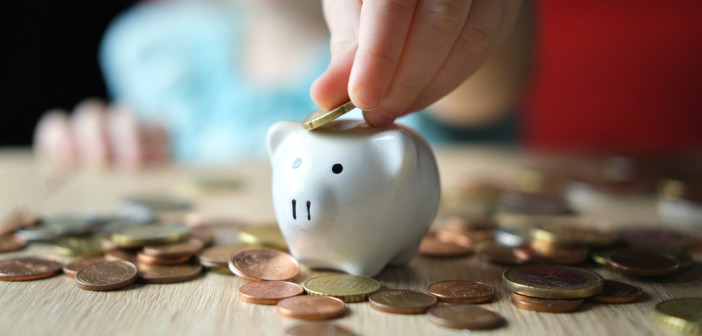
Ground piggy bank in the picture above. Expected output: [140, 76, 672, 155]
[267, 119, 440, 276]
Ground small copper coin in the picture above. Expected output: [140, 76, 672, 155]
[514, 241, 589, 265]
[229, 247, 299, 281]
[478, 242, 524, 265]
[427, 305, 503, 330]
[75, 260, 137, 291]
[277, 295, 346, 320]
[189, 226, 215, 246]
[418, 235, 472, 258]
[285, 323, 355, 336]
[63, 257, 104, 277]
[510, 292, 584, 313]
[239, 281, 304, 305]
[0, 234, 27, 253]
[142, 238, 204, 258]
[105, 249, 138, 263]
[369, 289, 437, 314]
[136, 252, 191, 265]
[427, 280, 495, 304]
[199, 246, 244, 268]
[138, 264, 202, 283]
[588, 279, 643, 303]
[0, 256, 63, 281]
[607, 249, 679, 276]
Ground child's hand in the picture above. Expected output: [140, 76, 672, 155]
[311, 0, 523, 127]
[33, 99, 169, 169]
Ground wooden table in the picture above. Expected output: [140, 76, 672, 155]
[0, 147, 700, 336]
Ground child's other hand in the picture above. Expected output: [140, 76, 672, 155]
[33, 99, 169, 169]
[311, 0, 523, 127]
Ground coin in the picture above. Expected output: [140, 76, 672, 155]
[229, 247, 299, 281]
[54, 235, 106, 257]
[75, 260, 137, 291]
[142, 238, 204, 258]
[199, 246, 244, 268]
[303, 274, 381, 303]
[277, 296, 346, 320]
[63, 257, 104, 277]
[189, 226, 215, 246]
[285, 323, 355, 336]
[477, 241, 524, 265]
[138, 264, 202, 283]
[607, 249, 679, 276]
[654, 297, 702, 334]
[513, 241, 589, 265]
[239, 281, 304, 305]
[17, 213, 99, 241]
[510, 292, 584, 313]
[301, 101, 356, 131]
[121, 195, 192, 212]
[531, 224, 618, 246]
[136, 252, 191, 265]
[588, 279, 643, 304]
[418, 235, 472, 258]
[427, 280, 495, 304]
[618, 228, 695, 249]
[238, 225, 287, 250]
[368, 289, 437, 314]
[0, 234, 26, 253]
[105, 249, 138, 263]
[427, 305, 503, 330]
[0, 256, 63, 281]
[590, 248, 615, 266]
[502, 265, 604, 299]
[112, 224, 190, 248]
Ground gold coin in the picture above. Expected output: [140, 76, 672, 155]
[238, 224, 287, 250]
[112, 224, 189, 248]
[301, 101, 356, 131]
[502, 265, 603, 299]
[54, 235, 106, 257]
[303, 274, 381, 303]
[654, 298, 702, 334]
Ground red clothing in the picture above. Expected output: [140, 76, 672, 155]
[525, 0, 702, 154]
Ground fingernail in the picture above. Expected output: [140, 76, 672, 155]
[351, 86, 381, 110]
[364, 108, 395, 128]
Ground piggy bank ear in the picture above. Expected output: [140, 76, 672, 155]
[267, 121, 300, 158]
[372, 130, 417, 177]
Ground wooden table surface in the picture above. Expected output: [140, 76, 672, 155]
[0, 147, 700, 336]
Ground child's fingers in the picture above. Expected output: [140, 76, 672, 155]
[34, 109, 78, 167]
[72, 99, 111, 167]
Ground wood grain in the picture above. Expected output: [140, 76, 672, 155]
[0, 147, 699, 336]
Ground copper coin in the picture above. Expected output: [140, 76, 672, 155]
[0, 256, 63, 281]
[142, 238, 204, 258]
[75, 260, 137, 291]
[199, 246, 244, 267]
[478, 242, 525, 265]
[138, 264, 202, 283]
[427, 305, 503, 330]
[368, 289, 437, 314]
[0, 206, 39, 236]
[285, 324, 355, 336]
[136, 252, 191, 265]
[239, 281, 304, 305]
[514, 241, 589, 265]
[607, 249, 679, 276]
[63, 257, 104, 277]
[510, 292, 583, 313]
[427, 280, 495, 304]
[588, 279, 643, 304]
[418, 235, 472, 258]
[0, 234, 27, 253]
[229, 247, 299, 282]
[105, 249, 138, 263]
[277, 296, 346, 320]
[618, 228, 694, 249]
[189, 226, 215, 246]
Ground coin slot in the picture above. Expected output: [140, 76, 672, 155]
[292, 199, 297, 220]
[306, 201, 311, 220]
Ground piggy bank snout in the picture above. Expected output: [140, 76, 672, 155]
[290, 198, 312, 221]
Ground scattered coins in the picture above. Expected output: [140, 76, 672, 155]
[137, 252, 192, 266]
[301, 101, 356, 131]
[105, 249, 138, 263]
[142, 238, 204, 258]
[0, 256, 63, 281]
[427, 305, 503, 330]
[418, 235, 472, 258]
[510, 292, 584, 313]
[654, 297, 702, 334]
[75, 260, 137, 291]
[368, 289, 437, 314]
[277, 295, 346, 320]
[285, 323, 355, 336]
[588, 279, 643, 304]
[63, 257, 104, 278]
[427, 280, 495, 304]
[502, 265, 604, 299]
[607, 249, 679, 276]
[54, 235, 106, 257]
[199, 245, 243, 268]
[112, 224, 190, 248]
[189, 226, 215, 246]
[138, 264, 202, 284]
[229, 248, 299, 281]
[303, 274, 380, 303]
[239, 281, 304, 305]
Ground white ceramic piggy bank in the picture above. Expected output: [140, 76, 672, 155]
[267, 119, 440, 276]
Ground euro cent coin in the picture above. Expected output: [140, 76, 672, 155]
[502, 265, 603, 299]
[427, 280, 495, 304]
[368, 289, 437, 314]
[75, 260, 137, 291]
[0, 256, 63, 281]
[239, 281, 304, 305]
[303, 274, 380, 303]
[277, 295, 346, 320]
[427, 305, 503, 330]
[587, 279, 643, 304]
[229, 247, 299, 282]
[301, 101, 356, 131]
[654, 297, 702, 334]
[510, 292, 584, 313]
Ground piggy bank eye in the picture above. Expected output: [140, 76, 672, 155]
[293, 158, 302, 169]
[332, 163, 343, 174]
